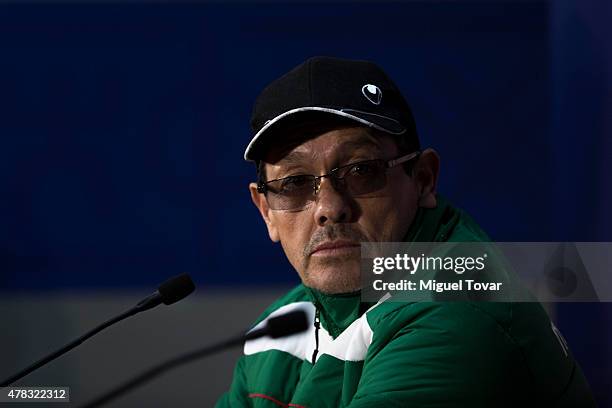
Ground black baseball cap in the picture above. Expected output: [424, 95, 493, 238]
[244, 56, 420, 162]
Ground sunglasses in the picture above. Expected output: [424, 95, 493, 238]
[257, 151, 420, 211]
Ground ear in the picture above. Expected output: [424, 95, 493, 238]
[249, 182, 280, 242]
[413, 148, 440, 208]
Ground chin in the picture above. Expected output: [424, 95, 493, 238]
[305, 263, 362, 294]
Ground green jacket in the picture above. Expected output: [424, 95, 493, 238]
[216, 197, 595, 407]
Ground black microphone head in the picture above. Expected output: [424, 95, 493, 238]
[158, 273, 195, 305]
[266, 310, 309, 339]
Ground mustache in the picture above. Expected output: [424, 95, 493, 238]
[303, 224, 369, 257]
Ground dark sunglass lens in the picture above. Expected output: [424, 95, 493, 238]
[266, 176, 314, 210]
[344, 161, 387, 195]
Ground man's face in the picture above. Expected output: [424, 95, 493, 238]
[250, 125, 437, 294]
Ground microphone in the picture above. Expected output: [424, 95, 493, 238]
[78, 309, 309, 408]
[133, 273, 196, 312]
[245, 310, 309, 340]
[0, 273, 195, 387]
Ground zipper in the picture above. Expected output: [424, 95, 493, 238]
[311, 309, 320, 364]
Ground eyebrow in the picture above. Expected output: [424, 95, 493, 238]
[337, 139, 383, 156]
[278, 150, 313, 166]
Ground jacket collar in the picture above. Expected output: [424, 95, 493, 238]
[303, 194, 461, 337]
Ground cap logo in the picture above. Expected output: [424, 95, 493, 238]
[362, 84, 382, 105]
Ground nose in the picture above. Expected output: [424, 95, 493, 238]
[312, 177, 352, 226]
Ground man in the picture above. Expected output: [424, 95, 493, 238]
[216, 57, 595, 407]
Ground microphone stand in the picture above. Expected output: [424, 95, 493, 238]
[78, 310, 308, 408]
[1, 273, 194, 387]
[1, 307, 139, 387]
[78, 334, 245, 408]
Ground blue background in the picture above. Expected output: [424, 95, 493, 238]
[0, 1, 610, 403]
